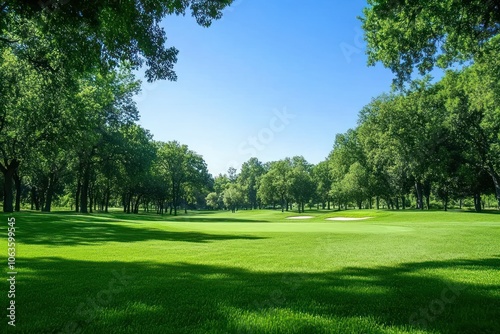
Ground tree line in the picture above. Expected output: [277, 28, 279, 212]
[0, 0, 232, 213]
[1, 0, 499, 213]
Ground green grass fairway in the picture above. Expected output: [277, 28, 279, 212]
[1, 210, 500, 333]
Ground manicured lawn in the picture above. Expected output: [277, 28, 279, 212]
[1, 209, 500, 333]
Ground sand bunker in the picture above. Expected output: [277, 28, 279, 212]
[286, 216, 314, 220]
[326, 217, 372, 221]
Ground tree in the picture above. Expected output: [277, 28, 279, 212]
[439, 41, 500, 208]
[238, 157, 265, 209]
[264, 159, 293, 212]
[312, 161, 333, 210]
[257, 171, 279, 209]
[362, 0, 500, 86]
[114, 124, 156, 214]
[0, 46, 66, 212]
[328, 129, 367, 210]
[341, 162, 369, 210]
[71, 67, 140, 213]
[157, 141, 209, 215]
[289, 158, 315, 213]
[206, 192, 219, 210]
[223, 184, 244, 213]
[1, 0, 234, 82]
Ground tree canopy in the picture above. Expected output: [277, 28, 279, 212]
[361, 0, 500, 85]
[1, 0, 233, 81]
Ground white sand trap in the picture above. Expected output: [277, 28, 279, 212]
[326, 217, 372, 221]
[286, 216, 314, 220]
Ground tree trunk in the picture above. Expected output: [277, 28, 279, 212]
[387, 198, 393, 210]
[486, 164, 500, 208]
[424, 181, 431, 210]
[376, 196, 380, 210]
[122, 193, 127, 212]
[43, 174, 55, 212]
[415, 182, 424, 210]
[75, 181, 81, 212]
[13, 172, 21, 212]
[88, 183, 94, 213]
[402, 195, 406, 210]
[126, 191, 132, 214]
[31, 186, 37, 210]
[104, 186, 110, 213]
[134, 195, 142, 214]
[80, 164, 90, 213]
[474, 193, 482, 212]
[0, 159, 19, 213]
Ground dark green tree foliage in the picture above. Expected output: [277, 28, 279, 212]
[238, 158, 265, 209]
[1, 0, 233, 81]
[157, 141, 209, 215]
[289, 157, 314, 213]
[362, 0, 500, 86]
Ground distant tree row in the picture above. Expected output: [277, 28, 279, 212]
[2, 40, 499, 213]
[207, 39, 500, 213]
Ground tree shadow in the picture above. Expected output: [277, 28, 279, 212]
[12, 213, 265, 246]
[5, 256, 500, 333]
[42, 211, 271, 223]
[461, 209, 500, 215]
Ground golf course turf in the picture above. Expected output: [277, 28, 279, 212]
[1, 209, 499, 333]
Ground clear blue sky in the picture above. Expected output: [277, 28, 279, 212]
[136, 0, 394, 176]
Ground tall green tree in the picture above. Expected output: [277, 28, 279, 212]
[157, 141, 209, 215]
[238, 157, 265, 209]
[289, 157, 315, 213]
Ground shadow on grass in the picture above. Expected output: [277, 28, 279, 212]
[11, 213, 265, 246]
[461, 209, 500, 215]
[15, 210, 272, 223]
[4, 256, 500, 333]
